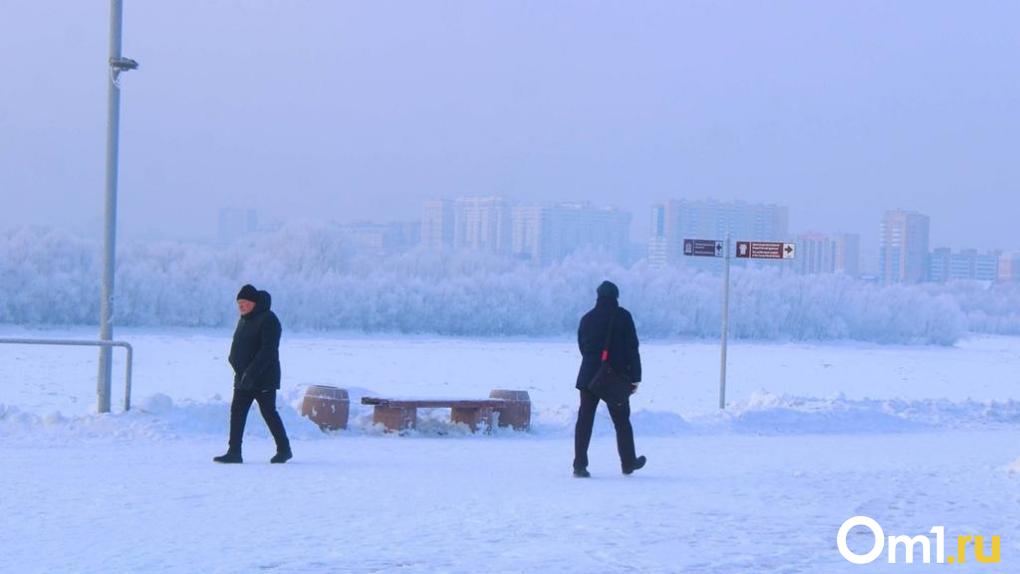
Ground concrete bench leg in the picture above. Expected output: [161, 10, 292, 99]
[300, 385, 350, 431]
[451, 407, 494, 433]
[373, 406, 416, 432]
[490, 390, 531, 431]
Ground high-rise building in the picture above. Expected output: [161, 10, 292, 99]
[929, 248, 1001, 282]
[453, 196, 512, 254]
[975, 251, 1001, 281]
[341, 221, 421, 256]
[421, 199, 454, 252]
[511, 205, 543, 261]
[647, 205, 668, 268]
[1000, 252, 1020, 282]
[793, 232, 836, 275]
[648, 199, 789, 265]
[793, 232, 861, 276]
[542, 203, 631, 264]
[512, 202, 632, 265]
[217, 208, 258, 244]
[834, 233, 861, 278]
[425, 196, 631, 263]
[879, 210, 930, 284]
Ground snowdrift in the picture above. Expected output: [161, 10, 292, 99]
[3, 391, 1018, 443]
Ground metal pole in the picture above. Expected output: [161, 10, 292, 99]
[98, 0, 125, 414]
[719, 234, 731, 409]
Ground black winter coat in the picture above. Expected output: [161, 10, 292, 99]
[228, 290, 282, 391]
[575, 296, 642, 390]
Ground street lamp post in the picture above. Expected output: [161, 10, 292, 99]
[98, 0, 137, 413]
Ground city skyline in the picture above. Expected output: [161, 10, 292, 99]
[212, 193, 1013, 252]
[216, 196, 1016, 283]
[35, 189, 1017, 257]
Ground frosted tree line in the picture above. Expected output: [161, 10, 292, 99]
[2, 225, 1017, 345]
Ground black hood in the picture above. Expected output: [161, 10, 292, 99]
[247, 290, 272, 316]
[595, 295, 619, 308]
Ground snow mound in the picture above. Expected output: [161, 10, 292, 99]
[2, 392, 1018, 442]
[722, 391, 1020, 435]
[0, 394, 324, 442]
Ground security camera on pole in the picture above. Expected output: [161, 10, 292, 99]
[97, 0, 138, 413]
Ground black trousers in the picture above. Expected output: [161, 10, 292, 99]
[573, 388, 636, 470]
[228, 388, 290, 452]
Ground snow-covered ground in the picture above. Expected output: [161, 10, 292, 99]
[2, 326, 1019, 573]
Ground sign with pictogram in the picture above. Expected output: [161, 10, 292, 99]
[683, 239, 724, 258]
[735, 241, 796, 260]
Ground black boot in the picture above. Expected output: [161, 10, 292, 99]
[213, 448, 243, 464]
[270, 448, 292, 464]
[622, 455, 646, 475]
[573, 467, 591, 478]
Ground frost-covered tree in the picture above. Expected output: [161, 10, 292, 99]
[2, 225, 1015, 345]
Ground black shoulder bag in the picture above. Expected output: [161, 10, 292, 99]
[585, 309, 632, 407]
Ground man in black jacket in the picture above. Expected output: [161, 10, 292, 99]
[573, 280, 646, 477]
[214, 284, 292, 464]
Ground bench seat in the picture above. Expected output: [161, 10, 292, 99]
[361, 392, 530, 432]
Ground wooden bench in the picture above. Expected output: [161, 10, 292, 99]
[361, 390, 531, 433]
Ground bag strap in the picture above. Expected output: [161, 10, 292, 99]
[601, 308, 618, 363]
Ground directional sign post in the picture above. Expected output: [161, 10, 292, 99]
[718, 234, 730, 410]
[684, 237, 797, 409]
[684, 236, 730, 409]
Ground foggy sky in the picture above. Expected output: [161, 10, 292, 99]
[1, 1, 1017, 252]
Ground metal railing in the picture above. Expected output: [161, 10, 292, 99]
[0, 338, 134, 412]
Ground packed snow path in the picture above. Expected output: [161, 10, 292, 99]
[2, 432, 1017, 573]
[2, 328, 1019, 572]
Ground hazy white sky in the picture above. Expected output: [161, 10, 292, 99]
[1, 1, 1017, 251]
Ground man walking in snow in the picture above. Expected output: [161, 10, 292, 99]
[214, 284, 292, 464]
[573, 280, 645, 478]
